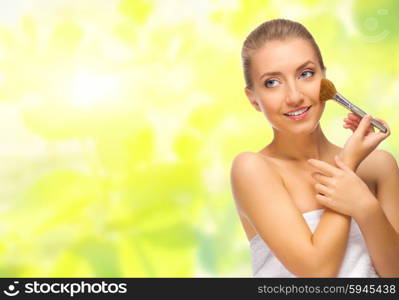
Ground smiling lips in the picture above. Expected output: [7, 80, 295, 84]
[284, 106, 311, 120]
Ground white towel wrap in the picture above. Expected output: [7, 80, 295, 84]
[250, 208, 379, 277]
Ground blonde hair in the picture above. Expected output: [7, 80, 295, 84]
[241, 19, 326, 89]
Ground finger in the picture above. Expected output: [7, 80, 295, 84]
[312, 172, 332, 186]
[370, 125, 375, 133]
[354, 114, 372, 137]
[343, 124, 356, 132]
[345, 116, 359, 123]
[350, 123, 359, 131]
[307, 159, 339, 177]
[367, 118, 390, 139]
[314, 183, 331, 195]
[346, 116, 360, 124]
[315, 193, 328, 203]
[315, 194, 336, 209]
[344, 118, 359, 125]
[373, 118, 391, 135]
[348, 113, 361, 121]
[344, 119, 359, 127]
[347, 118, 375, 133]
[344, 118, 360, 129]
[374, 118, 388, 127]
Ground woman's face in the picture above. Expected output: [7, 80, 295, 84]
[245, 38, 326, 134]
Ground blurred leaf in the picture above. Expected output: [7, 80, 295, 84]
[138, 223, 197, 249]
[118, 0, 152, 24]
[74, 238, 122, 277]
[48, 20, 84, 54]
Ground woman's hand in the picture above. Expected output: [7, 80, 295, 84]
[308, 155, 377, 219]
[340, 113, 390, 170]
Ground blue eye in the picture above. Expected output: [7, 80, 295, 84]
[300, 70, 314, 79]
[265, 79, 279, 88]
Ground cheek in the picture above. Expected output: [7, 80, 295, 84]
[318, 101, 326, 114]
[259, 88, 285, 105]
[258, 94, 281, 114]
[302, 81, 322, 103]
[259, 98, 283, 125]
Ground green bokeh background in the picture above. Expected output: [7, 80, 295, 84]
[0, 0, 397, 277]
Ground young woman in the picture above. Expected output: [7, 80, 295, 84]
[230, 19, 399, 277]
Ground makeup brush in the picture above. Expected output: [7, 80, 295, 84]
[319, 78, 388, 133]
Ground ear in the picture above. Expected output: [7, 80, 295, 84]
[244, 87, 261, 112]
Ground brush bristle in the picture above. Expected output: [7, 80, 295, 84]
[319, 78, 337, 102]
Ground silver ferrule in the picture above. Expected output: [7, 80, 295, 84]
[333, 92, 388, 133]
[334, 93, 367, 117]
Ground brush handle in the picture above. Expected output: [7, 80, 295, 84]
[334, 93, 388, 133]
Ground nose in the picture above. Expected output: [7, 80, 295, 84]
[285, 81, 304, 106]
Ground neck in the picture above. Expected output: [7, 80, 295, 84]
[267, 124, 332, 162]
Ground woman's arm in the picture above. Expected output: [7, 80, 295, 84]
[309, 151, 362, 277]
[309, 208, 351, 277]
[353, 150, 399, 277]
[335, 115, 398, 277]
[308, 150, 399, 277]
[231, 152, 353, 277]
[309, 119, 378, 276]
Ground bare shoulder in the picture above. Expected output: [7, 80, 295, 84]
[368, 149, 397, 165]
[360, 149, 398, 183]
[230, 152, 283, 215]
[231, 151, 273, 171]
[230, 151, 281, 211]
[365, 149, 399, 235]
[230, 152, 278, 188]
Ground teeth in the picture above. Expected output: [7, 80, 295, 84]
[286, 106, 309, 116]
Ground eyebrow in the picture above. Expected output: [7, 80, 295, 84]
[259, 60, 315, 80]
